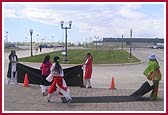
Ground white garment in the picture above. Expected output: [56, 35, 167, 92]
[11, 56, 17, 72]
[8, 71, 17, 85]
[40, 85, 47, 93]
[46, 63, 64, 82]
[50, 63, 64, 76]
[8, 56, 18, 84]
[83, 79, 91, 88]
[46, 74, 53, 82]
[56, 79, 71, 101]
[47, 78, 72, 101]
[46, 63, 71, 101]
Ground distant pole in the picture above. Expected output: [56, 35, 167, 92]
[95, 36, 99, 49]
[5, 31, 8, 43]
[86, 37, 87, 46]
[130, 29, 133, 58]
[25, 37, 27, 42]
[51, 36, 54, 43]
[37, 34, 39, 46]
[121, 34, 123, 50]
[29, 29, 33, 56]
[89, 38, 92, 47]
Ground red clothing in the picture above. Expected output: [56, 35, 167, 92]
[40, 61, 52, 76]
[48, 76, 68, 94]
[84, 56, 93, 79]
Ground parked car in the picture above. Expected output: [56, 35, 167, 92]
[39, 44, 53, 48]
[5, 43, 17, 48]
[152, 43, 164, 49]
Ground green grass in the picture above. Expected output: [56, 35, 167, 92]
[19, 49, 140, 64]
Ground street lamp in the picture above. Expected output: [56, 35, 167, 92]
[60, 20, 72, 63]
[5, 31, 8, 43]
[37, 34, 39, 43]
[51, 36, 54, 43]
[121, 34, 124, 50]
[89, 37, 92, 46]
[86, 37, 87, 46]
[95, 36, 99, 49]
[129, 29, 133, 58]
[29, 29, 33, 56]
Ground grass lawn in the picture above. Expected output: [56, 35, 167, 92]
[19, 49, 140, 64]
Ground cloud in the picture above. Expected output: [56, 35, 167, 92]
[118, 4, 145, 19]
[19, 8, 61, 25]
[4, 3, 164, 40]
[4, 8, 18, 18]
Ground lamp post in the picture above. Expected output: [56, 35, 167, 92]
[29, 29, 33, 56]
[5, 31, 8, 43]
[129, 29, 133, 58]
[86, 37, 87, 46]
[60, 20, 72, 63]
[95, 36, 99, 49]
[37, 34, 39, 43]
[89, 37, 92, 47]
[121, 34, 124, 50]
[51, 36, 54, 43]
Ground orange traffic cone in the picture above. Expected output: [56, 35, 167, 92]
[110, 76, 116, 90]
[23, 73, 29, 87]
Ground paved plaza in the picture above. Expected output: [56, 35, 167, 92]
[3, 48, 165, 112]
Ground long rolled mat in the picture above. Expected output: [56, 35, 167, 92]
[61, 96, 151, 103]
[16, 63, 83, 86]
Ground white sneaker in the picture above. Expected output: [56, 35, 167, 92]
[46, 95, 51, 102]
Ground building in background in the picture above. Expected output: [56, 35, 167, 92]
[93, 38, 164, 48]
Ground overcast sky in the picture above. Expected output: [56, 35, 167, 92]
[3, 2, 165, 43]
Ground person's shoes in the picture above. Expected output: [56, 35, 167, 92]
[88, 86, 92, 88]
[80, 85, 86, 88]
[42, 92, 47, 96]
[67, 98, 72, 104]
[46, 95, 51, 102]
[47, 97, 50, 102]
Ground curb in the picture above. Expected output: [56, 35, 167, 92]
[20, 61, 144, 66]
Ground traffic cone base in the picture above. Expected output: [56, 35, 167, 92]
[24, 73, 29, 87]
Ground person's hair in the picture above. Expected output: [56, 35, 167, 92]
[43, 55, 50, 63]
[87, 53, 91, 56]
[53, 56, 62, 74]
[87, 53, 93, 61]
[10, 50, 14, 55]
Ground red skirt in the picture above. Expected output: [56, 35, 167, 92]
[84, 69, 92, 79]
[48, 76, 67, 94]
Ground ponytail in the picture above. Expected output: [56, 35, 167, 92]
[53, 56, 62, 74]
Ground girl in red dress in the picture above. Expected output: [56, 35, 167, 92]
[82, 53, 93, 88]
[46, 56, 72, 103]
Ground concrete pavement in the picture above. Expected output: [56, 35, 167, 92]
[4, 84, 164, 111]
[3, 48, 165, 112]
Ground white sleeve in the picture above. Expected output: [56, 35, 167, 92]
[85, 58, 88, 65]
[50, 63, 55, 72]
[60, 69, 64, 77]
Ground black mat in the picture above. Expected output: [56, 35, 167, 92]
[17, 63, 83, 86]
[130, 81, 153, 97]
[61, 96, 151, 103]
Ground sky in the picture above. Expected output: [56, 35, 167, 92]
[3, 2, 165, 44]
